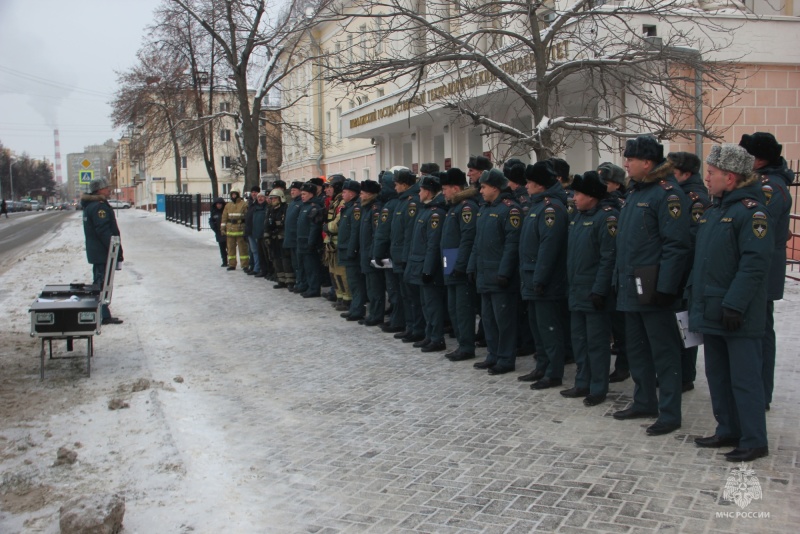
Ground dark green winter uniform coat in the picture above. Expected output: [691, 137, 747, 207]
[614, 161, 691, 311]
[283, 196, 303, 249]
[688, 176, 772, 338]
[81, 194, 122, 264]
[337, 198, 361, 267]
[567, 200, 618, 312]
[519, 182, 569, 301]
[440, 187, 479, 285]
[389, 182, 421, 274]
[467, 190, 521, 294]
[296, 196, 324, 254]
[405, 192, 447, 285]
[756, 158, 794, 300]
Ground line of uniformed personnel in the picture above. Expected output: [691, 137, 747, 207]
[215, 131, 790, 464]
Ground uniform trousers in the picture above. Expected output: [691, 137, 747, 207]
[404, 281, 426, 337]
[704, 334, 767, 448]
[300, 252, 322, 295]
[481, 291, 517, 369]
[269, 243, 293, 285]
[571, 310, 611, 396]
[625, 310, 683, 426]
[420, 283, 445, 344]
[289, 248, 305, 291]
[365, 270, 386, 322]
[331, 261, 350, 300]
[611, 310, 628, 374]
[345, 265, 366, 318]
[92, 263, 111, 320]
[529, 299, 568, 379]
[447, 283, 476, 355]
[385, 271, 405, 329]
[762, 300, 776, 406]
[226, 234, 249, 268]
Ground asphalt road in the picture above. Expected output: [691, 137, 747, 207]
[0, 210, 75, 275]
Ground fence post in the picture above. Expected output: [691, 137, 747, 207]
[195, 194, 202, 231]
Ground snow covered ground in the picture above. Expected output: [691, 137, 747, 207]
[1, 210, 798, 533]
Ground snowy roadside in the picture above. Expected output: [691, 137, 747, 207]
[1, 209, 799, 533]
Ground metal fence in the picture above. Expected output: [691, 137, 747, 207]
[164, 194, 214, 231]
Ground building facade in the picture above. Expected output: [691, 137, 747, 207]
[281, 1, 800, 180]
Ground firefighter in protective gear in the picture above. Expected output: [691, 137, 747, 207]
[221, 189, 249, 270]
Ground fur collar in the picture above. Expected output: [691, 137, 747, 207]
[80, 193, 107, 202]
[736, 172, 760, 190]
[449, 187, 480, 205]
[635, 159, 675, 185]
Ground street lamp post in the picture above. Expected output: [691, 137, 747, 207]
[9, 156, 16, 202]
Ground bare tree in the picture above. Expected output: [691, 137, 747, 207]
[148, 2, 229, 197]
[110, 49, 192, 193]
[168, 0, 328, 190]
[325, 0, 747, 160]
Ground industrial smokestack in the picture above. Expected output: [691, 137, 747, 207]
[53, 129, 63, 184]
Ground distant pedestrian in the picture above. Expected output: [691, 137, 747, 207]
[1, 199, 8, 218]
[81, 177, 123, 325]
[209, 197, 227, 267]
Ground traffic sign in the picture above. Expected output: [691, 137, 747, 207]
[79, 170, 94, 184]
[81, 159, 92, 168]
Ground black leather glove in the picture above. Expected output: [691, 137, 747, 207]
[496, 275, 509, 289]
[422, 273, 433, 284]
[533, 283, 545, 297]
[468, 272, 477, 285]
[590, 293, 605, 311]
[653, 291, 677, 308]
[722, 307, 743, 331]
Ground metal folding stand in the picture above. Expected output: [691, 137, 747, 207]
[30, 237, 120, 379]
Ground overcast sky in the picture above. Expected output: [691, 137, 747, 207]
[0, 0, 164, 162]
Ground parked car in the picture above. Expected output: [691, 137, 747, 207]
[30, 201, 43, 211]
[107, 199, 131, 209]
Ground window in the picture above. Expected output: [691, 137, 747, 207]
[375, 20, 383, 55]
[181, 156, 187, 169]
[326, 111, 332, 143]
[222, 183, 232, 195]
[181, 183, 188, 193]
[363, 168, 370, 181]
[221, 156, 232, 169]
[334, 43, 341, 67]
[377, 88, 384, 98]
[348, 35, 354, 63]
[260, 135, 267, 151]
[220, 102, 230, 113]
[349, 171, 356, 180]
[220, 129, 231, 141]
[360, 25, 367, 61]
[336, 107, 342, 140]
[260, 159, 268, 172]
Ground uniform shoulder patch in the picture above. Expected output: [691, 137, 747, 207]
[461, 207, 473, 225]
[380, 208, 389, 223]
[688, 191, 700, 202]
[606, 214, 618, 237]
[509, 207, 521, 228]
[543, 206, 557, 227]
[98, 209, 107, 219]
[752, 210, 768, 239]
[353, 206, 361, 221]
[666, 193, 682, 219]
[430, 212, 440, 229]
[691, 201, 706, 222]
[761, 182, 774, 205]
[407, 202, 417, 218]
[502, 199, 516, 207]
[659, 180, 674, 191]
[603, 206, 613, 211]
[741, 198, 758, 209]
